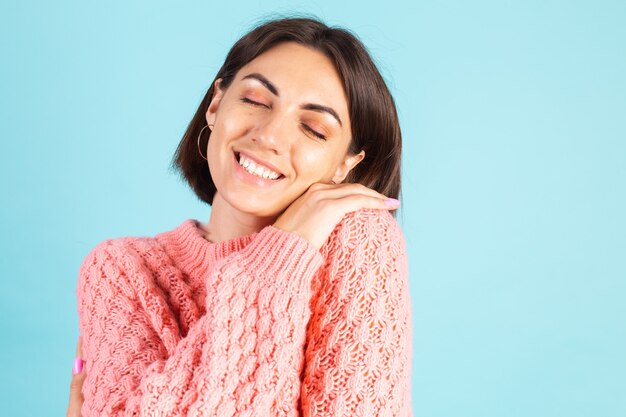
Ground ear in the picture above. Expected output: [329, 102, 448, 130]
[331, 150, 365, 184]
[206, 78, 225, 125]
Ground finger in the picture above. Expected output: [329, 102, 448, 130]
[67, 370, 85, 417]
[68, 365, 85, 399]
[67, 337, 85, 417]
[316, 182, 389, 201]
[340, 193, 401, 213]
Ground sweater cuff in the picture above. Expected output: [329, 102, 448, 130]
[238, 225, 325, 296]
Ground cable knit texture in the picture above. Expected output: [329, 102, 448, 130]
[76, 208, 413, 416]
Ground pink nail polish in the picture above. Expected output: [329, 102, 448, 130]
[73, 357, 83, 375]
[384, 198, 400, 206]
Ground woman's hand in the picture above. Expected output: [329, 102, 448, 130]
[273, 182, 400, 250]
[66, 335, 85, 417]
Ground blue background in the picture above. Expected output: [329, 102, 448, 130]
[1, 1, 625, 415]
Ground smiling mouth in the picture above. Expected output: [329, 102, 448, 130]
[234, 151, 286, 180]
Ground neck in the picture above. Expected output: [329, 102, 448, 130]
[199, 192, 277, 244]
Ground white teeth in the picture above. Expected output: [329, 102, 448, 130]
[238, 153, 281, 180]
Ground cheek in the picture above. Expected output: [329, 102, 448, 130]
[294, 148, 335, 179]
[220, 113, 253, 139]
[214, 101, 257, 137]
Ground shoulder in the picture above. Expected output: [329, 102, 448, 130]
[317, 209, 408, 293]
[311, 208, 411, 317]
[79, 233, 157, 272]
[77, 232, 164, 299]
[321, 208, 406, 258]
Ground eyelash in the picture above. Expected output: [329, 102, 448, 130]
[239, 97, 327, 141]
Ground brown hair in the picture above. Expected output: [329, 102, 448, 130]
[170, 14, 403, 218]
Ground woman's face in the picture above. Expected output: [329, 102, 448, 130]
[205, 41, 365, 217]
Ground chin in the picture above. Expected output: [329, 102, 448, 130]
[225, 193, 285, 218]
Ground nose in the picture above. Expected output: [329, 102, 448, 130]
[251, 112, 291, 154]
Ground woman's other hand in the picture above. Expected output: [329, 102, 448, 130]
[66, 335, 85, 417]
[273, 182, 400, 250]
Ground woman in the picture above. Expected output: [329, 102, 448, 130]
[67, 16, 413, 417]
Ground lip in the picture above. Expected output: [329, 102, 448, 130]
[235, 150, 284, 177]
[232, 150, 286, 186]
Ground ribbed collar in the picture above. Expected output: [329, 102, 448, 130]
[154, 218, 261, 283]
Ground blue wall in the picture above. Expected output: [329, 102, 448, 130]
[1, 1, 624, 415]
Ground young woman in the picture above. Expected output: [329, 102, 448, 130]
[67, 16, 413, 417]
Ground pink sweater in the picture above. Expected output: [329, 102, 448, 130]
[76, 208, 413, 416]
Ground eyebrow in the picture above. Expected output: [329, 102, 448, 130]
[241, 72, 343, 127]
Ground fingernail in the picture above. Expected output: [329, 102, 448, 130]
[73, 357, 83, 375]
[384, 198, 400, 206]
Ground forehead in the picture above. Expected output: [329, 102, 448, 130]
[235, 42, 349, 112]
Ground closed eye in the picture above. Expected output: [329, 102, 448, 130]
[240, 97, 269, 108]
[301, 123, 327, 141]
[240, 97, 326, 141]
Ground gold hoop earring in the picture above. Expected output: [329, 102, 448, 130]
[196, 124, 214, 161]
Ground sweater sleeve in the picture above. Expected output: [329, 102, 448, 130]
[299, 210, 413, 417]
[76, 225, 324, 417]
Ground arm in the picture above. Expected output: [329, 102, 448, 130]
[300, 210, 413, 417]
[77, 225, 324, 417]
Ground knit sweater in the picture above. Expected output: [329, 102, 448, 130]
[76, 208, 413, 417]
